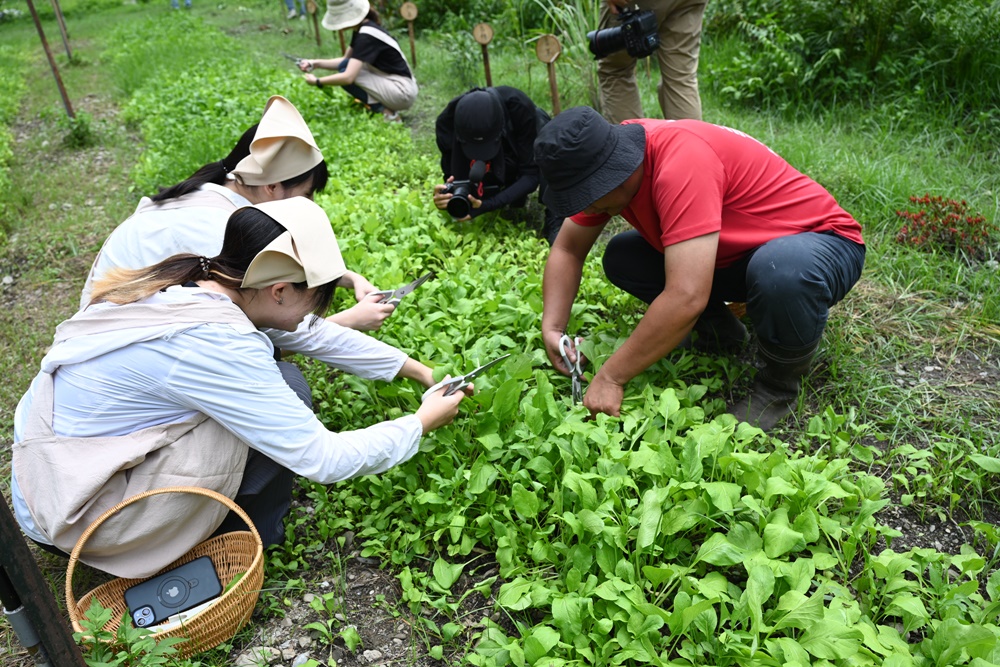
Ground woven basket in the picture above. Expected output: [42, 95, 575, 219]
[66, 486, 264, 659]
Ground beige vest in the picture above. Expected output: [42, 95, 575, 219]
[13, 299, 253, 578]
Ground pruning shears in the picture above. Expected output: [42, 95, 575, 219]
[559, 334, 583, 404]
[373, 271, 434, 307]
[421, 354, 511, 401]
[282, 52, 313, 71]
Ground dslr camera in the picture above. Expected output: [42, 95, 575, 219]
[587, 7, 659, 59]
[443, 159, 500, 219]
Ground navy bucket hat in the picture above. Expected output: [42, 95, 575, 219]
[533, 106, 645, 218]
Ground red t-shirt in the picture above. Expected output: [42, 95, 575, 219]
[571, 119, 864, 268]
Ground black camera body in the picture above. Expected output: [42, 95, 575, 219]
[587, 8, 660, 59]
[443, 180, 500, 219]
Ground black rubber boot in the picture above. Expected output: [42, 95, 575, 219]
[677, 302, 748, 352]
[728, 339, 820, 431]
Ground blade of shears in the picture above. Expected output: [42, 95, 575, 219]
[390, 271, 434, 301]
[460, 353, 511, 384]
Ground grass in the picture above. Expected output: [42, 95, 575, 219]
[1, 0, 999, 664]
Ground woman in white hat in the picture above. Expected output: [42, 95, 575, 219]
[298, 0, 417, 122]
[81, 95, 394, 332]
[12, 198, 468, 578]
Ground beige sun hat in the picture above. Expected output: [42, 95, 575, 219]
[230, 96, 324, 187]
[321, 0, 369, 31]
[241, 197, 347, 289]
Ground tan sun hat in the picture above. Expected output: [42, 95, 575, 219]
[230, 96, 324, 187]
[241, 197, 347, 289]
[321, 0, 369, 31]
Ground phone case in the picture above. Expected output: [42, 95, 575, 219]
[124, 555, 222, 628]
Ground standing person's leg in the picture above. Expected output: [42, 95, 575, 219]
[284, 0, 297, 19]
[602, 229, 747, 350]
[656, 0, 706, 120]
[213, 361, 312, 546]
[730, 232, 865, 429]
[596, 3, 643, 123]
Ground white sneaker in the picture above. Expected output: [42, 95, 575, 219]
[286, 8, 297, 19]
[382, 110, 401, 123]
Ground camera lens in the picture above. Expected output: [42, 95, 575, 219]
[447, 195, 471, 219]
[587, 25, 624, 59]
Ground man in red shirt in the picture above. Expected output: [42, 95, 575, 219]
[535, 106, 865, 430]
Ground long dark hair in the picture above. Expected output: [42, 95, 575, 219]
[151, 124, 329, 202]
[90, 208, 337, 318]
[364, 8, 380, 24]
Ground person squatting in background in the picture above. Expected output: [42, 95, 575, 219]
[433, 86, 564, 245]
[596, 0, 707, 123]
[299, 0, 417, 122]
[535, 107, 865, 431]
[82, 95, 395, 332]
[12, 198, 469, 579]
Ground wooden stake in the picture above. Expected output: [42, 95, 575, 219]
[339, 29, 346, 53]
[400, 2, 417, 67]
[535, 34, 562, 116]
[25, 0, 74, 119]
[0, 496, 87, 666]
[307, 0, 321, 47]
[473, 23, 493, 88]
[48, 0, 72, 60]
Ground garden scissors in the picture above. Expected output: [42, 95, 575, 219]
[282, 53, 313, 71]
[421, 354, 511, 401]
[559, 334, 583, 404]
[373, 271, 434, 307]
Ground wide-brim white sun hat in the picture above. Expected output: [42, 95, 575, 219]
[321, 0, 369, 31]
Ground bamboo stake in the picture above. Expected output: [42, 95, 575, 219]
[48, 0, 72, 60]
[26, 0, 74, 119]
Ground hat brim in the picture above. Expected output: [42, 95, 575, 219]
[460, 137, 502, 163]
[541, 123, 646, 219]
[321, 0, 369, 31]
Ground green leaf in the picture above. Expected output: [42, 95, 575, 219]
[523, 625, 560, 664]
[512, 483, 541, 520]
[492, 379, 522, 422]
[695, 532, 744, 566]
[764, 508, 806, 558]
[432, 557, 465, 591]
[552, 595, 587, 637]
[799, 619, 862, 660]
[468, 457, 498, 495]
[498, 578, 534, 611]
[636, 487, 668, 550]
[772, 590, 824, 631]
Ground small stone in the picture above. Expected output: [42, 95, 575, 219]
[392, 632, 406, 640]
[363, 649, 383, 662]
[235, 646, 280, 666]
[281, 617, 293, 628]
[282, 648, 297, 660]
[48, 203, 57, 210]
[2, 275, 13, 285]
[330, 647, 345, 662]
[291, 654, 313, 667]
[924, 365, 939, 372]
[347, 573, 356, 581]
[334, 612, 346, 622]
[392, 638, 403, 645]
[61, 203, 73, 211]
[303, 593, 316, 603]
[298, 636, 312, 648]
[85, 198, 95, 206]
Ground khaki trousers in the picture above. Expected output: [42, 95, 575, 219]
[597, 0, 706, 123]
[355, 64, 418, 111]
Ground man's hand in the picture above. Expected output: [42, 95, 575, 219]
[304, 73, 320, 86]
[326, 293, 395, 331]
[544, 328, 575, 376]
[584, 372, 624, 417]
[605, 0, 629, 14]
[432, 178, 454, 211]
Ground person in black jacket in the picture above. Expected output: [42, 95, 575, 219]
[433, 87, 563, 245]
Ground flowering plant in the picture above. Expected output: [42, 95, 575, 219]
[895, 194, 996, 261]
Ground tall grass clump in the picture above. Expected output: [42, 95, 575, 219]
[704, 0, 1000, 139]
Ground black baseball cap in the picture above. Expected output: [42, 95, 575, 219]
[454, 89, 505, 162]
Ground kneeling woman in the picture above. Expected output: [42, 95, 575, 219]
[300, 0, 417, 121]
[12, 198, 465, 578]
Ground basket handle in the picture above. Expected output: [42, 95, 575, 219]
[65, 486, 262, 625]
